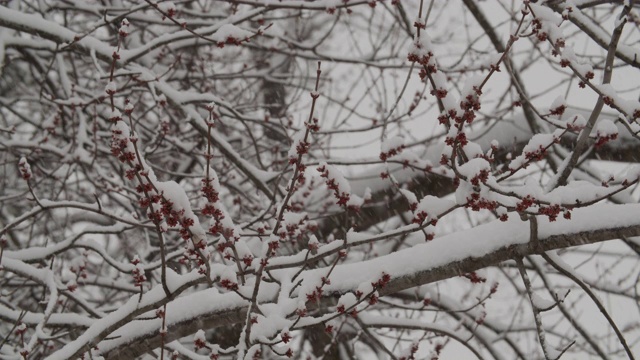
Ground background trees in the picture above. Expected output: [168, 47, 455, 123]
[1, 0, 640, 359]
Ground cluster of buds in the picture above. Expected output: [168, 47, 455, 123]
[317, 164, 351, 207]
[418, 65, 437, 81]
[594, 121, 619, 147]
[407, 46, 434, 68]
[428, 343, 445, 360]
[119, 18, 130, 38]
[202, 177, 220, 204]
[371, 272, 391, 289]
[404, 195, 438, 229]
[20, 346, 30, 358]
[216, 35, 246, 48]
[152, 198, 195, 241]
[439, 153, 450, 166]
[18, 157, 32, 181]
[468, 168, 489, 186]
[430, 87, 447, 99]
[193, 329, 208, 350]
[110, 120, 135, 163]
[601, 175, 616, 188]
[306, 276, 331, 303]
[155, 307, 165, 320]
[66, 279, 78, 292]
[306, 117, 320, 132]
[515, 195, 536, 212]
[466, 193, 498, 213]
[305, 285, 324, 303]
[105, 82, 117, 97]
[325, 324, 334, 334]
[131, 255, 146, 287]
[530, 18, 548, 42]
[136, 182, 158, 204]
[412, 209, 428, 224]
[398, 342, 420, 360]
[524, 145, 549, 162]
[444, 131, 468, 148]
[462, 271, 486, 284]
[157, 1, 177, 20]
[15, 323, 27, 338]
[539, 204, 572, 222]
[578, 71, 595, 88]
[508, 131, 563, 172]
[289, 139, 310, 164]
[458, 87, 482, 124]
[379, 143, 404, 162]
[202, 176, 236, 240]
[277, 214, 317, 244]
[181, 244, 209, 275]
[69, 255, 88, 280]
[15, 324, 29, 357]
[220, 278, 238, 291]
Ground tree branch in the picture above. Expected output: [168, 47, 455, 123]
[101, 203, 640, 359]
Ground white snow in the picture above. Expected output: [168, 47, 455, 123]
[415, 196, 455, 219]
[18, 157, 32, 179]
[550, 95, 565, 112]
[531, 292, 556, 310]
[209, 24, 253, 44]
[155, 180, 207, 239]
[105, 81, 116, 95]
[157, 2, 176, 14]
[381, 136, 404, 154]
[509, 130, 563, 170]
[337, 293, 357, 310]
[83, 201, 640, 356]
[399, 188, 418, 207]
[595, 119, 618, 137]
[457, 158, 491, 179]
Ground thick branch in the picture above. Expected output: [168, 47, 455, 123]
[548, 2, 640, 69]
[322, 132, 639, 236]
[101, 203, 640, 359]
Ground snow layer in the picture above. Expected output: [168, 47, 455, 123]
[86, 203, 640, 355]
